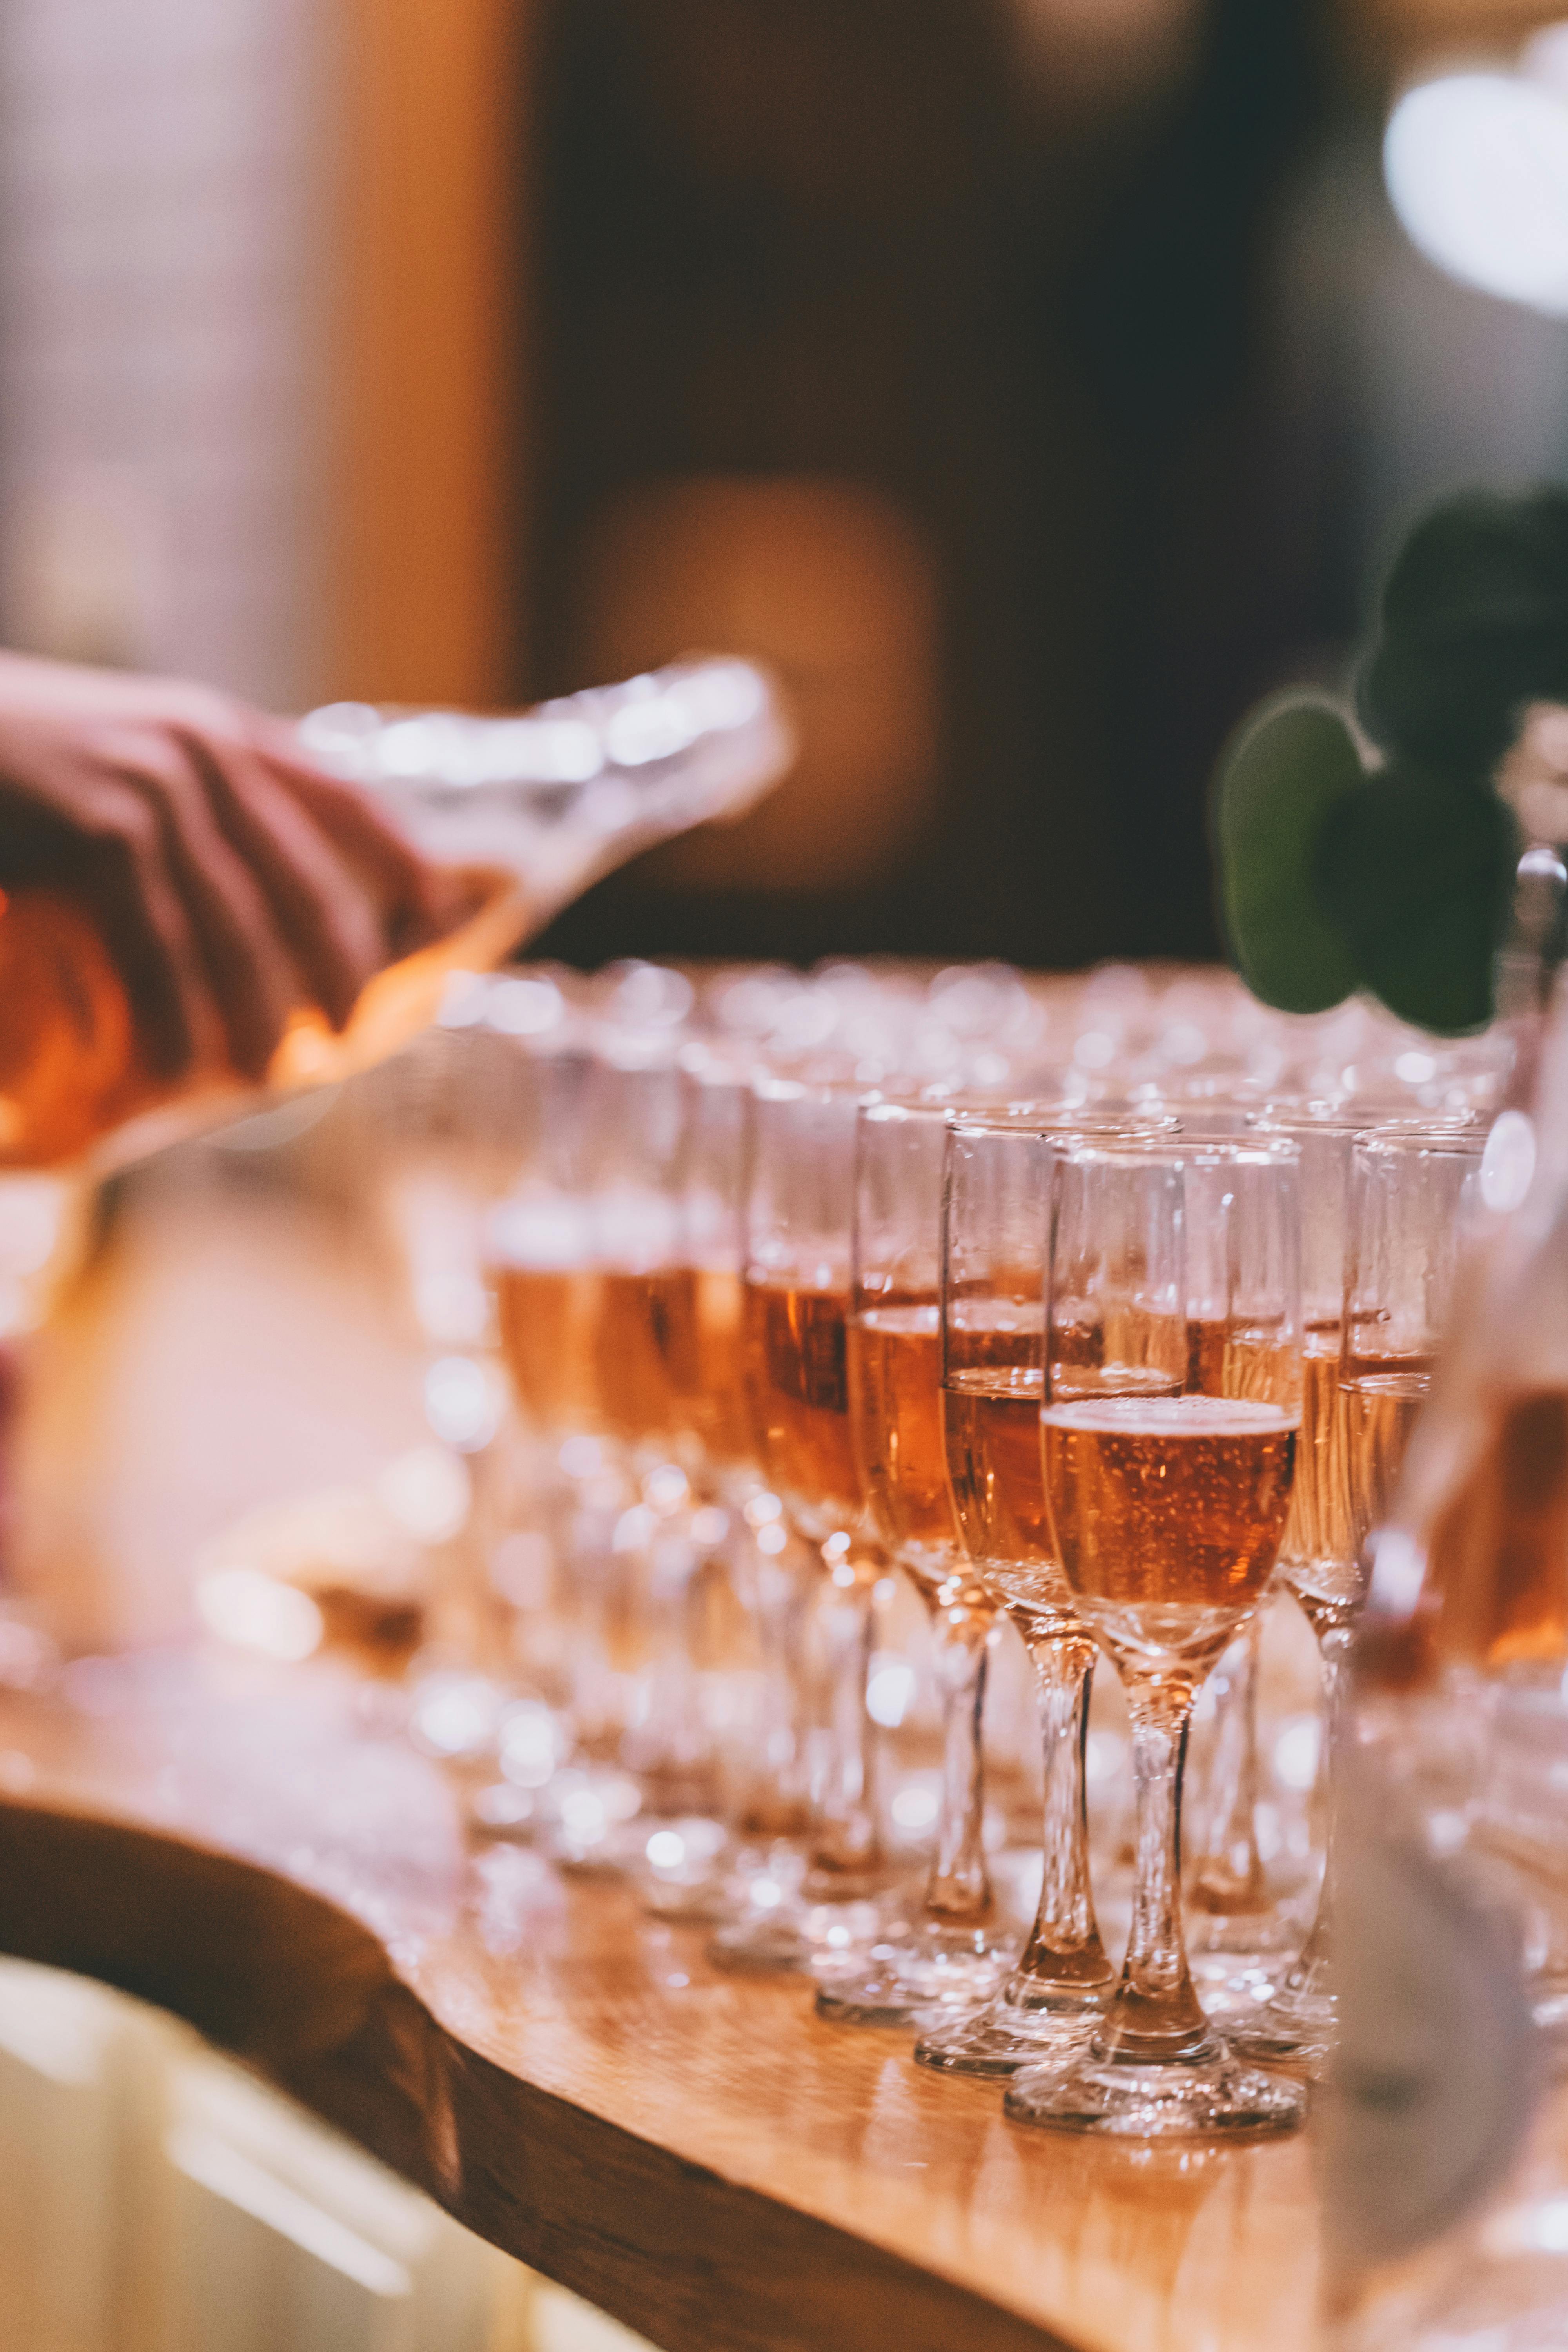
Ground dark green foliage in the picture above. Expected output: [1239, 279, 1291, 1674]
[1214, 697, 1361, 1013]
[1316, 766, 1519, 1036]
[1212, 483, 1568, 1036]
[1359, 488, 1568, 779]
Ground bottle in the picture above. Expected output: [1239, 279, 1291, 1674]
[0, 657, 791, 1170]
[1322, 844, 1568, 2348]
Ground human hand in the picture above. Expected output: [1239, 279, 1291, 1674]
[0, 651, 449, 1079]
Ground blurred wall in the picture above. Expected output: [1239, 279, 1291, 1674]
[0, 0, 524, 712]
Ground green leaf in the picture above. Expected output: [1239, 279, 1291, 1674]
[1316, 764, 1518, 1035]
[1359, 487, 1568, 777]
[1213, 694, 1362, 1014]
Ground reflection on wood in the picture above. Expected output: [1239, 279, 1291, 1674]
[0, 1653, 1319, 2352]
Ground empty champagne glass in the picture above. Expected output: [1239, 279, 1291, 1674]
[815, 1098, 1011, 2025]
[917, 1108, 1169, 2077]
[1007, 1136, 1306, 2138]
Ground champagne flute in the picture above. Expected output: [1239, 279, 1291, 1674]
[710, 1068, 889, 1967]
[1230, 1114, 1478, 2061]
[916, 1107, 1171, 2077]
[1007, 1136, 1306, 2138]
[815, 1097, 1011, 2025]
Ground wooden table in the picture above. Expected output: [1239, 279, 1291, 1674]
[0, 1647, 1320, 2352]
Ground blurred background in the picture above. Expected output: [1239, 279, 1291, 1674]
[3, 0, 1568, 972]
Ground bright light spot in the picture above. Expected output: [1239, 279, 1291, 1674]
[1161, 1022, 1207, 1069]
[643, 1463, 690, 1516]
[424, 1356, 502, 1450]
[488, 976, 564, 1037]
[1273, 1714, 1323, 1793]
[646, 1829, 686, 1869]
[691, 1506, 730, 1550]
[436, 969, 490, 1029]
[821, 1530, 851, 1562]
[750, 1878, 782, 1909]
[1074, 1028, 1117, 1071]
[1393, 1050, 1437, 1085]
[1483, 1109, 1537, 1212]
[755, 1523, 788, 1556]
[867, 1662, 916, 1728]
[560, 1791, 606, 1837]
[744, 1492, 783, 1528]
[1385, 71, 1568, 316]
[499, 1702, 563, 1788]
[559, 1435, 606, 1481]
[824, 1924, 852, 1947]
[377, 1446, 470, 1544]
[613, 1505, 655, 1554]
[0, 1177, 67, 1279]
[1485, 2193, 1568, 2258]
[891, 1782, 939, 1831]
[410, 1672, 501, 1759]
[1368, 1525, 1426, 1616]
[666, 1971, 690, 1989]
[196, 1567, 323, 1663]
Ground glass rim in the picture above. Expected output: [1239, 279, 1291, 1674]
[751, 1063, 879, 1106]
[1247, 1100, 1484, 1139]
[1055, 1132, 1301, 1168]
[945, 1103, 1181, 1140]
[1352, 1125, 1488, 1161]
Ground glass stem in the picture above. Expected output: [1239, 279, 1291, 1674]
[1007, 1628, 1112, 2001]
[728, 1528, 812, 1839]
[1102, 1668, 1214, 2063]
[808, 1561, 882, 1888]
[924, 1608, 993, 1924]
[1279, 1619, 1352, 1993]
[1191, 1614, 1266, 1914]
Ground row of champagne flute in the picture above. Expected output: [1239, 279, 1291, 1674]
[351, 957, 1504, 2139]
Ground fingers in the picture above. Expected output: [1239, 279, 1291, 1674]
[176, 727, 388, 1033]
[250, 715, 452, 949]
[101, 731, 301, 1079]
[74, 785, 227, 1080]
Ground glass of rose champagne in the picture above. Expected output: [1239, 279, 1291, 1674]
[915, 1106, 1172, 2077]
[709, 1068, 889, 1968]
[1006, 1136, 1307, 2138]
[815, 1097, 1011, 2025]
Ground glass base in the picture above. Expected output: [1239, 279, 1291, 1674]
[637, 1833, 804, 1926]
[1228, 1977, 1337, 2067]
[708, 1885, 889, 1974]
[1004, 2032, 1307, 2140]
[914, 1993, 1102, 2078]
[812, 1924, 1013, 2028]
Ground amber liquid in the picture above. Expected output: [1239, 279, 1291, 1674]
[1042, 1396, 1296, 1661]
[1185, 1316, 1229, 1397]
[0, 874, 527, 1169]
[666, 1265, 753, 1470]
[743, 1278, 860, 1538]
[942, 1366, 1075, 1622]
[593, 1269, 688, 1446]
[1428, 1390, 1568, 1670]
[495, 1263, 604, 1435]
[1279, 1325, 1360, 1633]
[1363, 1387, 1568, 1690]
[1341, 1350, 1432, 1557]
[849, 1304, 973, 1597]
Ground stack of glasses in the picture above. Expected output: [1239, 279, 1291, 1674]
[346, 955, 1503, 2143]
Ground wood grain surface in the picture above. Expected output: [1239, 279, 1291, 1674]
[0, 1650, 1319, 2352]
